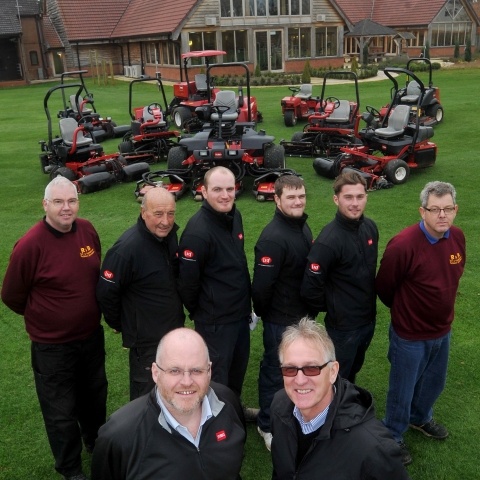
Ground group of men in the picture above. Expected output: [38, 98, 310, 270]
[2, 165, 465, 480]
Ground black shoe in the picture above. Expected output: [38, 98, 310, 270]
[242, 406, 259, 423]
[398, 442, 412, 466]
[409, 419, 449, 439]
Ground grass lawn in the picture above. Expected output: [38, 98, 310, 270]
[0, 66, 479, 479]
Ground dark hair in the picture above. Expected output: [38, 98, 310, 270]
[274, 175, 305, 197]
[333, 170, 367, 195]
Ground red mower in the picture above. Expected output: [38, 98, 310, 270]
[281, 71, 361, 157]
[280, 84, 319, 126]
[39, 83, 152, 194]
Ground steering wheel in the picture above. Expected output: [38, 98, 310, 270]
[366, 105, 381, 117]
[147, 103, 162, 115]
[289, 86, 300, 95]
[325, 96, 341, 109]
[78, 115, 94, 126]
[212, 105, 232, 117]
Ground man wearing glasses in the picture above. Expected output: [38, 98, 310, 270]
[2, 176, 107, 480]
[376, 181, 465, 466]
[270, 318, 409, 479]
[92, 328, 246, 480]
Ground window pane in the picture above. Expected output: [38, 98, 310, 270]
[246, 0, 255, 15]
[30, 51, 39, 66]
[326, 27, 337, 55]
[233, 0, 243, 16]
[300, 28, 310, 57]
[257, 0, 266, 16]
[222, 31, 235, 62]
[291, 0, 299, 15]
[236, 30, 248, 61]
[280, 0, 288, 14]
[301, 0, 310, 15]
[288, 28, 299, 57]
[221, 0, 231, 16]
[269, 0, 278, 15]
[204, 31, 217, 50]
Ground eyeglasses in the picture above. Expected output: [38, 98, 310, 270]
[423, 206, 455, 215]
[46, 199, 79, 207]
[280, 361, 332, 377]
[155, 363, 211, 377]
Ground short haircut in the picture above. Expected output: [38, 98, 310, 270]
[279, 317, 336, 364]
[44, 176, 78, 200]
[203, 166, 235, 189]
[156, 327, 210, 364]
[141, 187, 176, 209]
[274, 174, 305, 197]
[333, 170, 367, 195]
[420, 181, 457, 208]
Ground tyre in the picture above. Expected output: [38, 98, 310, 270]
[167, 146, 188, 170]
[263, 144, 285, 169]
[118, 140, 134, 153]
[312, 157, 338, 179]
[284, 110, 297, 127]
[384, 159, 410, 184]
[173, 107, 192, 129]
[291, 131, 304, 142]
[427, 104, 444, 124]
[50, 166, 76, 181]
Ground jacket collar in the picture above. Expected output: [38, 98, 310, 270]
[137, 214, 179, 243]
[274, 207, 308, 229]
[335, 210, 364, 231]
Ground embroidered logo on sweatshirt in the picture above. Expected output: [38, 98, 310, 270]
[450, 253, 463, 265]
[80, 245, 95, 258]
[182, 249, 195, 260]
[103, 270, 114, 280]
[260, 256, 273, 265]
[216, 430, 227, 442]
[238, 233, 244, 240]
[309, 263, 320, 273]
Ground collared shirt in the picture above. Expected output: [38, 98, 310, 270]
[293, 404, 330, 435]
[156, 389, 213, 447]
[419, 220, 450, 245]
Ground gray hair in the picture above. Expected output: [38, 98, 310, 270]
[44, 176, 78, 200]
[420, 181, 457, 208]
[279, 317, 336, 364]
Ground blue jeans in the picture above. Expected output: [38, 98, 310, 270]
[384, 325, 450, 443]
[326, 322, 375, 383]
[257, 322, 287, 432]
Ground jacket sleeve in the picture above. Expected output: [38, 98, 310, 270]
[96, 249, 133, 332]
[251, 239, 285, 318]
[178, 232, 209, 316]
[363, 437, 411, 480]
[300, 240, 336, 313]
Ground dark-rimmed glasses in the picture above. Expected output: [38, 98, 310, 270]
[155, 363, 211, 377]
[280, 361, 332, 377]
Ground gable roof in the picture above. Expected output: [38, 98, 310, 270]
[334, 0, 448, 28]
[346, 18, 398, 37]
[43, 15, 64, 48]
[0, 0, 41, 37]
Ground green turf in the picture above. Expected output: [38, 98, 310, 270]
[0, 68, 479, 479]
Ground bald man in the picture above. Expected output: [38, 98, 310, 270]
[97, 187, 185, 399]
[91, 328, 246, 480]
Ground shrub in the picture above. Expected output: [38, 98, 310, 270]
[301, 61, 311, 83]
[254, 64, 261, 77]
[465, 38, 472, 62]
[454, 41, 460, 59]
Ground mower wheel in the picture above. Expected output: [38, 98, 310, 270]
[119, 140, 134, 154]
[173, 107, 192, 129]
[384, 159, 410, 184]
[264, 144, 286, 169]
[50, 166, 77, 181]
[291, 131, 304, 142]
[284, 110, 297, 127]
[427, 104, 444, 124]
[167, 146, 188, 170]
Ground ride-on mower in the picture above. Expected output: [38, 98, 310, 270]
[57, 70, 130, 142]
[39, 83, 152, 194]
[281, 71, 361, 157]
[379, 58, 444, 127]
[165, 62, 291, 201]
[313, 88, 437, 190]
[280, 84, 318, 126]
[118, 76, 180, 161]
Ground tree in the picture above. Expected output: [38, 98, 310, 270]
[362, 43, 369, 65]
[301, 60, 311, 83]
[454, 41, 460, 59]
[422, 41, 430, 59]
[464, 37, 472, 62]
[351, 55, 359, 74]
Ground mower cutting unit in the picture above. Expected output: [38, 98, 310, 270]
[281, 71, 361, 157]
[165, 62, 289, 201]
[39, 83, 152, 194]
[313, 82, 437, 190]
[280, 84, 319, 126]
[119, 76, 180, 161]
[379, 59, 444, 127]
[57, 70, 130, 142]
[134, 170, 189, 201]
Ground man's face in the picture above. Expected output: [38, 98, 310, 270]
[275, 185, 306, 218]
[201, 170, 236, 213]
[141, 190, 176, 238]
[42, 184, 79, 233]
[281, 338, 338, 422]
[333, 183, 367, 221]
[420, 193, 457, 239]
[152, 333, 211, 417]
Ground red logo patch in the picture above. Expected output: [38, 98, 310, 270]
[310, 263, 320, 272]
[183, 249, 194, 259]
[261, 256, 272, 265]
[216, 430, 227, 442]
[368, 238, 373, 246]
[238, 233, 243, 240]
[103, 270, 114, 279]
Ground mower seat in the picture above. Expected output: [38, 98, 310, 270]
[59, 117, 93, 147]
[325, 100, 351, 123]
[375, 105, 411, 138]
[295, 84, 312, 100]
[69, 95, 93, 115]
[401, 81, 421, 103]
[211, 90, 239, 122]
[195, 74, 208, 93]
[142, 106, 166, 127]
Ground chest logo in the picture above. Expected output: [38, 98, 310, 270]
[183, 249, 195, 259]
[238, 233, 244, 240]
[261, 256, 272, 265]
[80, 245, 95, 258]
[216, 430, 227, 442]
[450, 253, 463, 265]
[309, 263, 320, 272]
[103, 270, 114, 280]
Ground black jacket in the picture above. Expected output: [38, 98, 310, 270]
[270, 378, 410, 480]
[96, 216, 184, 348]
[91, 383, 246, 480]
[301, 211, 378, 330]
[178, 201, 251, 324]
[252, 208, 313, 325]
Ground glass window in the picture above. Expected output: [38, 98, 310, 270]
[221, 0, 231, 17]
[269, 0, 278, 15]
[316, 27, 337, 56]
[247, 0, 255, 15]
[189, 32, 217, 64]
[29, 51, 39, 66]
[233, 0, 243, 16]
[301, 0, 310, 15]
[222, 30, 248, 62]
[257, 0, 266, 16]
[288, 28, 310, 58]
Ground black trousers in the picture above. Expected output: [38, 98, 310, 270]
[31, 326, 108, 477]
[129, 344, 158, 400]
